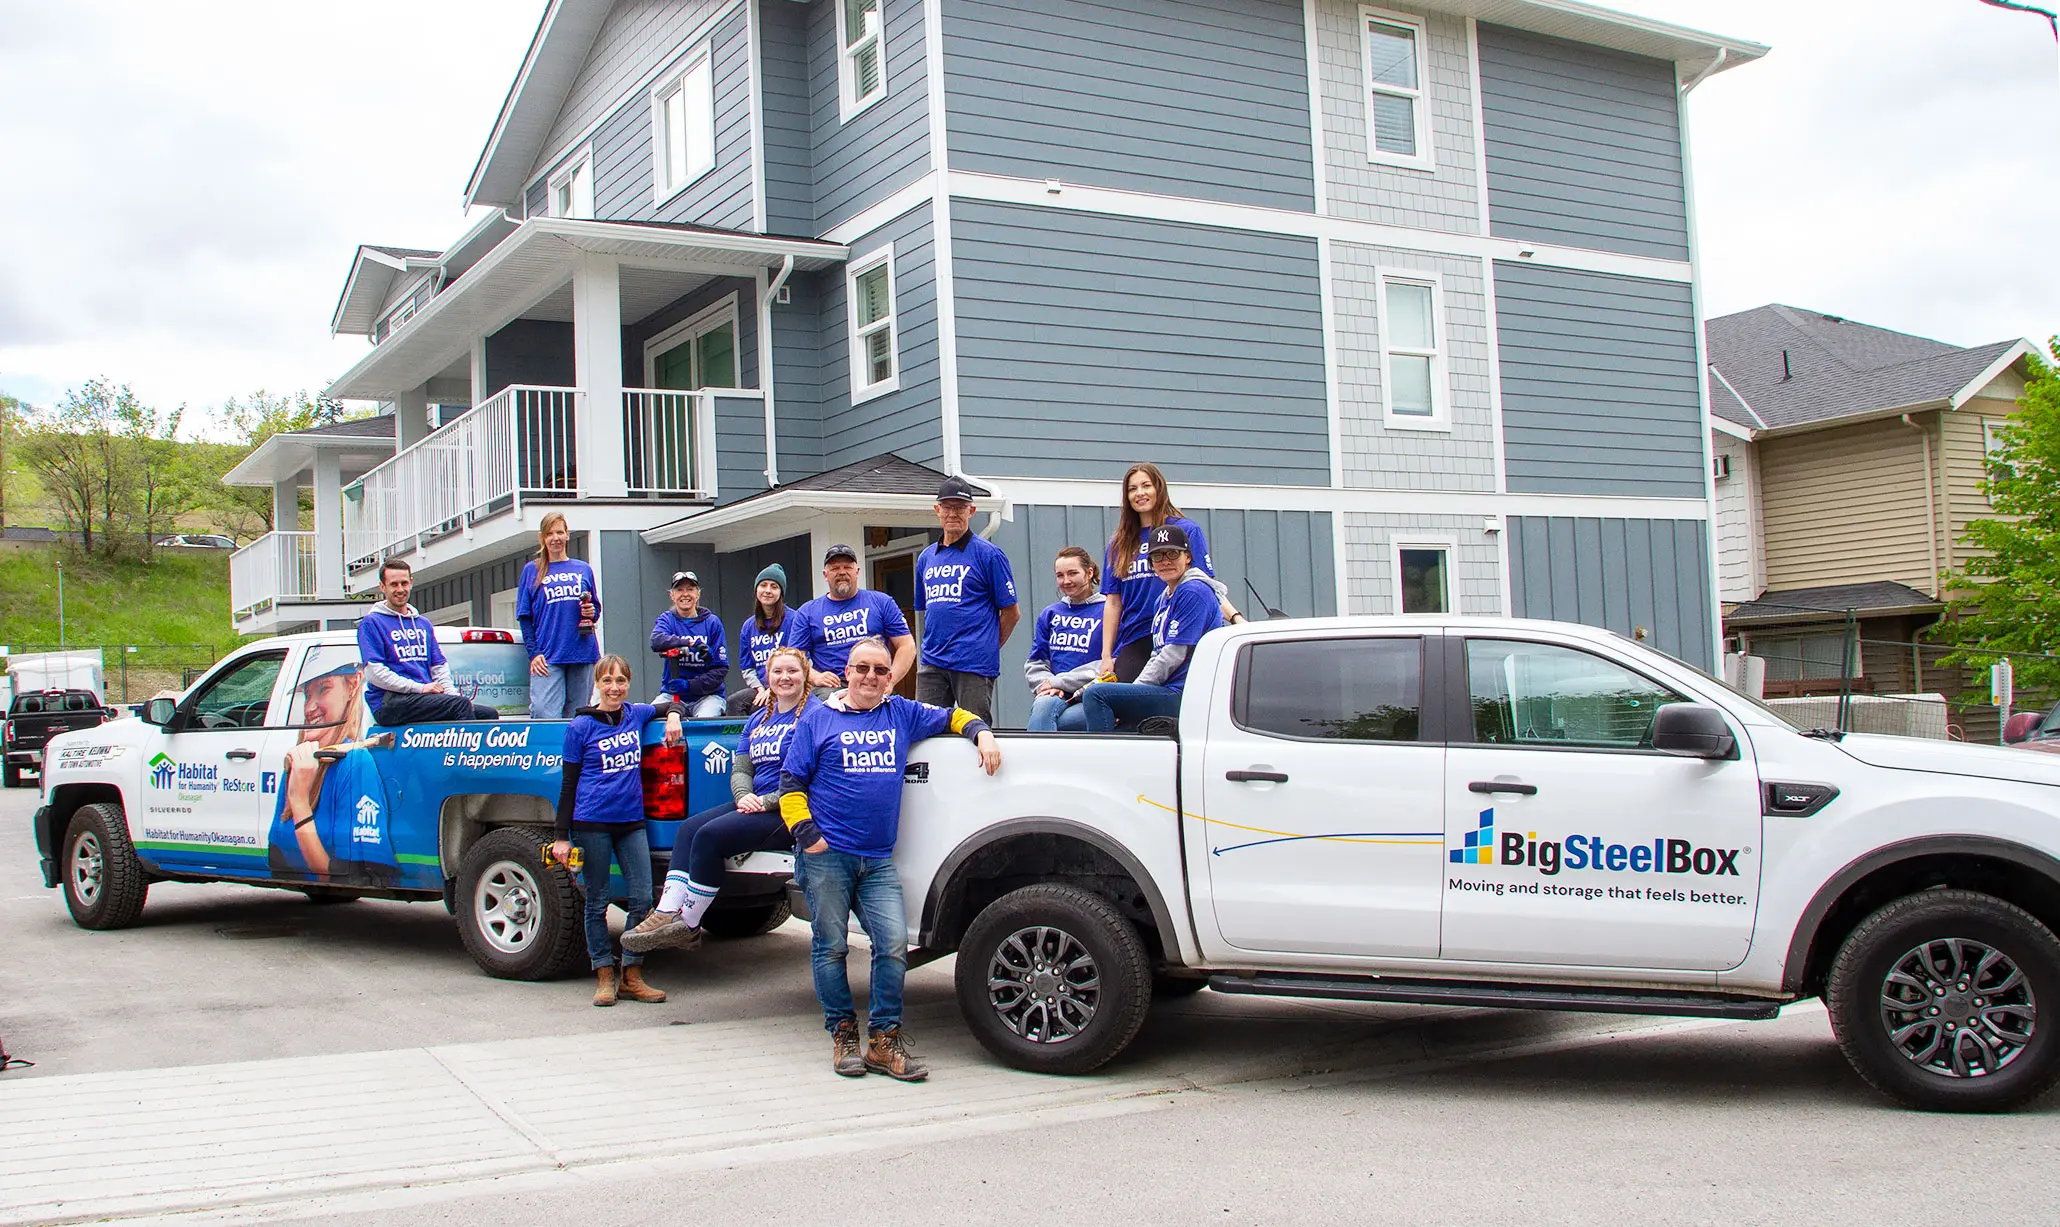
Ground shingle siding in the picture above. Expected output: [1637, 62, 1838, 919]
[819, 202, 943, 469]
[942, 0, 1314, 212]
[1493, 261, 1705, 497]
[810, 0, 932, 232]
[1339, 512, 1502, 615]
[952, 201, 1329, 485]
[1475, 23, 1688, 261]
[1506, 515, 1714, 670]
[1313, 1, 1481, 233]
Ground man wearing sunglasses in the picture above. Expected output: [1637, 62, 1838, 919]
[780, 636, 1001, 1081]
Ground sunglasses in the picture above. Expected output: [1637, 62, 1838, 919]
[846, 663, 892, 676]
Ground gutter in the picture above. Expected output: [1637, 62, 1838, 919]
[1680, 46, 1729, 94]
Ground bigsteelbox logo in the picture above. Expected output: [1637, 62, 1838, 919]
[1450, 808, 1743, 877]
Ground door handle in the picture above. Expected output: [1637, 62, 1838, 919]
[1226, 769, 1289, 784]
[1468, 780, 1537, 796]
[226, 749, 257, 761]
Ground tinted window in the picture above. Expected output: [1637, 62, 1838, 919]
[187, 653, 285, 730]
[1240, 638, 1421, 742]
[1465, 639, 1683, 749]
[444, 643, 532, 717]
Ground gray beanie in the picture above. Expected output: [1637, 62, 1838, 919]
[755, 563, 787, 592]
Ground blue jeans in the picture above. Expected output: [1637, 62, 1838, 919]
[1081, 682, 1182, 732]
[530, 661, 596, 720]
[572, 823, 653, 969]
[1027, 692, 1088, 732]
[799, 849, 906, 1033]
[668, 801, 792, 883]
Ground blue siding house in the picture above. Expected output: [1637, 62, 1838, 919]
[225, 0, 1765, 722]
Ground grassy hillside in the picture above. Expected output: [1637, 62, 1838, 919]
[0, 547, 245, 699]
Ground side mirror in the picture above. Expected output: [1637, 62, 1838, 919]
[1651, 703, 1737, 759]
[2004, 712, 2045, 745]
[143, 697, 178, 727]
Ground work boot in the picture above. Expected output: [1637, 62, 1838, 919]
[592, 966, 618, 1007]
[618, 965, 667, 1004]
[831, 1020, 866, 1078]
[621, 909, 701, 953]
[863, 1026, 928, 1082]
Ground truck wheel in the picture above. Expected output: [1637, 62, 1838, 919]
[1827, 889, 2060, 1112]
[955, 884, 1152, 1075]
[700, 895, 791, 939]
[455, 828, 585, 981]
[63, 803, 148, 930]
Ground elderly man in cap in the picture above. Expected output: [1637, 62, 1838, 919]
[358, 558, 499, 725]
[912, 475, 1018, 723]
[783, 543, 915, 694]
[650, 570, 729, 717]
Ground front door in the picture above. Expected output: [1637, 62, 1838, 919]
[1440, 636, 1764, 971]
[133, 650, 292, 877]
[871, 552, 918, 699]
[1199, 632, 1444, 959]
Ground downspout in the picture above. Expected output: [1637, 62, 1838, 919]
[978, 500, 1011, 541]
[759, 253, 795, 488]
[1901, 413, 1940, 595]
[1679, 47, 1729, 95]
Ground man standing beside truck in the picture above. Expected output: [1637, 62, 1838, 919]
[359, 560, 498, 725]
[912, 476, 1018, 724]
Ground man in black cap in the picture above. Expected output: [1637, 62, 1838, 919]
[650, 570, 729, 716]
[1077, 523, 1223, 732]
[783, 543, 914, 692]
[912, 475, 1017, 723]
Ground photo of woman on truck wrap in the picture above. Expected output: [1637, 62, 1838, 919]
[519, 512, 601, 720]
[549, 655, 683, 1007]
[266, 650, 398, 886]
[1098, 463, 1241, 682]
[622, 646, 812, 953]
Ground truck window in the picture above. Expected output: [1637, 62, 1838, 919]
[1237, 637, 1422, 742]
[1465, 639, 1683, 749]
[443, 643, 531, 717]
[186, 652, 287, 730]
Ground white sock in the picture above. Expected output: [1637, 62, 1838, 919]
[679, 880, 721, 927]
[657, 872, 692, 914]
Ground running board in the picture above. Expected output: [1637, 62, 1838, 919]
[1206, 973, 1783, 1021]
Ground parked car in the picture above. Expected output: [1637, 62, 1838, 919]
[2004, 703, 2060, 755]
[153, 534, 237, 549]
[5, 689, 116, 788]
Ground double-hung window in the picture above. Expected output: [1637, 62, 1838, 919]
[653, 53, 715, 202]
[1361, 7, 1432, 170]
[847, 247, 898, 401]
[837, 0, 885, 119]
[1377, 271, 1447, 428]
[548, 150, 593, 220]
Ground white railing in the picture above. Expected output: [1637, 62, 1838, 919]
[623, 389, 720, 498]
[229, 531, 321, 619]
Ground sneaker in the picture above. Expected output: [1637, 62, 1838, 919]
[863, 1026, 929, 1082]
[831, 1021, 866, 1078]
[620, 910, 700, 953]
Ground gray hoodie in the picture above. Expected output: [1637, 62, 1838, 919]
[360, 603, 455, 695]
[1134, 567, 1226, 688]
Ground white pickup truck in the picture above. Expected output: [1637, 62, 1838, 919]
[894, 616, 2060, 1112]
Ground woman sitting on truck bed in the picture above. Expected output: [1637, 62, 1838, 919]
[622, 646, 811, 954]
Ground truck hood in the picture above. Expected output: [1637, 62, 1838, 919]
[1835, 733, 2060, 789]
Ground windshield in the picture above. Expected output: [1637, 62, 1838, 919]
[1600, 631, 1804, 732]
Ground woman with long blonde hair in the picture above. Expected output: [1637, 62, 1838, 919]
[518, 512, 602, 719]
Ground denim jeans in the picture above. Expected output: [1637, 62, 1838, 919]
[1027, 692, 1088, 732]
[799, 849, 906, 1033]
[371, 690, 498, 725]
[572, 823, 653, 969]
[530, 661, 596, 720]
[1080, 682, 1182, 732]
[667, 800, 792, 884]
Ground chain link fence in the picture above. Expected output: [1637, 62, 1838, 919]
[1730, 636, 2051, 744]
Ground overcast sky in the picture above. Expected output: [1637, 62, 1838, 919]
[0, 0, 2054, 437]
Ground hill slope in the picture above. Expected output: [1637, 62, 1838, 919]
[0, 547, 243, 699]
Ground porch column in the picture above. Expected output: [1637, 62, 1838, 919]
[808, 515, 871, 591]
[469, 336, 488, 406]
[312, 451, 345, 599]
[572, 255, 627, 497]
[271, 477, 299, 534]
[393, 387, 431, 452]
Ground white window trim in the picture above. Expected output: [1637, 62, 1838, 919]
[836, 0, 887, 123]
[846, 245, 899, 403]
[650, 49, 717, 206]
[642, 293, 742, 388]
[1374, 267, 1451, 432]
[1360, 6, 1434, 173]
[546, 146, 594, 219]
[1391, 537, 1458, 615]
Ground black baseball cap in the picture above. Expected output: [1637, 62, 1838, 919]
[935, 475, 980, 504]
[823, 543, 859, 564]
[1147, 524, 1192, 555]
[669, 570, 701, 589]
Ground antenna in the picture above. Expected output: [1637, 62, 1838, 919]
[1243, 578, 1288, 620]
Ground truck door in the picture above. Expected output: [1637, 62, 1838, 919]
[133, 649, 292, 877]
[1200, 632, 1444, 959]
[1440, 636, 1763, 971]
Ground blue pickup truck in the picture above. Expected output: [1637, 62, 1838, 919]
[30, 628, 792, 979]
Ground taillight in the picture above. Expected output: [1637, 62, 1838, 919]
[462, 629, 514, 643]
[641, 743, 687, 821]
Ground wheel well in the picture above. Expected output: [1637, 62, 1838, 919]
[1795, 853, 2060, 997]
[923, 831, 1169, 963]
[42, 783, 124, 851]
[437, 793, 553, 877]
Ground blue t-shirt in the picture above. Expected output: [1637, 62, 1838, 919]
[739, 608, 791, 685]
[356, 607, 445, 715]
[562, 704, 655, 826]
[1031, 599, 1105, 677]
[1151, 577, 1224, 693]
[266, 749, 395, 876]
[651, 609, 727, 702]
[782, 696, 956, 858]
[915, 534, 1018, 678]
[1101, 516, 1213, 651]
[517, 558, 601, 666]
[784, 589, 911, 674]
[742, 703, 803, 796]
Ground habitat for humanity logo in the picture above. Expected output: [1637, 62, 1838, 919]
[701, 742, 732, 775]
[1449, 807, 1744, 877]
[148, 752, 177, 789]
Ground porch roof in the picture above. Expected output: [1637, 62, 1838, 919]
[222, 416, 399, 488]
[640, 454, 997, 553]
[325, 218, 848, 401]
[1725, 582, 1945, 628]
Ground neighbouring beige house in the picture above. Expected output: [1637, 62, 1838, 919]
[1706, 305, 2036, 732]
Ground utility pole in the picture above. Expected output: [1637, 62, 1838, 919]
[56, 559, 65, 650]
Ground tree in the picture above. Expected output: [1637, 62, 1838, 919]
[196, 390, 361, 538]
[21, 379, 127, 554]
[1934, 338, 2060, 697]
[115, 395, 190, 554]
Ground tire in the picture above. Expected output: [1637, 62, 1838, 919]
[700, 895, 791, 939]
[3, 762, 24, 789]
[454, 828, 586, 981]
[1153, 973, 1209, 999]
[62, 802, 148, 930]
[1827, 888, 2060, 1112]
[954, 884, 1153, 1075]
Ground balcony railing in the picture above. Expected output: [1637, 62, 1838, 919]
[624, 389, 719, 498]
[229, 531, 322, 620]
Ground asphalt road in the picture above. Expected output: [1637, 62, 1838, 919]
[6, 788, 2057, 1227]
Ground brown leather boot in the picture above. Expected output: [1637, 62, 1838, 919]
[863, 1026, 928, 1081]
[618, 965, 667, 1003]
[592, 966, 618, 1007]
